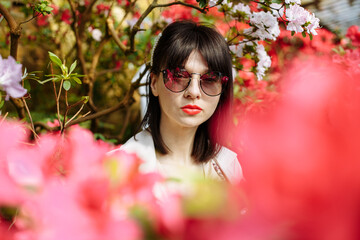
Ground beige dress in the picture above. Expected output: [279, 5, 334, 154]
[115, 130, 243, 184]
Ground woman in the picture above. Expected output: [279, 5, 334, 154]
[120, 20, 243, 185]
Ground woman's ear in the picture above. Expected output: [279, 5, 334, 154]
[150, 73, 159, 97]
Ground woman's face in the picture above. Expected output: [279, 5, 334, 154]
[151, 50, 221, 130]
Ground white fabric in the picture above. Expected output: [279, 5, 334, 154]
[111, 130, 243, 184]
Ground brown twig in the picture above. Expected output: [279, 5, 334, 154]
[65, 103, 86, 127]
[33, 121, 59, 132]
[57, 79, 64, 130]
[22, 98, 38, 139]
[95, 68, 123, 77]
[67, 0, 97, 113]
[66, 64, 150, 127]
[128, 0, 206, 53]
[61, 90, 69, 133]
[88, 36, 111, 108]
[78, 0, 99, 38]
[107, 18, 128, 52]
[0, 112, 9, 126]
[19, 12, 41, 26]
[252, 1, 287, 22]
[118, 106, 131, 140]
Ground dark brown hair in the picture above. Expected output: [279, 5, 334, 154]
[141, 20, 233, 163]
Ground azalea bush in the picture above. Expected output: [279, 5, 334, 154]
[232, 24, 360, 123]
[0, 119, 247, 240]
[1, 1, 360, 239]
[1, 54, 360, 239]
[0, 0, 322, 141]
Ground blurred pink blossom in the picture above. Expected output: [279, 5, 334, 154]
[234, 56, 360, 240]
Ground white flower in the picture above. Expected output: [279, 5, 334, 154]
[229, 44, 244, 58]
[0, 55, 27, 99]
[111, 6, 125, 23]
[209, 0, 220, 7]
[126, 18, 138, 29]
[244, 11, 280, 40]
[91, 28, 102, 42]
[230, 2, 251, 16]
[285, 0, 301, 4]
[270, 3, 284, 17]
[229, 41, 253, 58]
[285, 4, 308, 33]
[160, 16, 173, 24]
[305, 13, 320, 35]
[256, 44, 271, 80]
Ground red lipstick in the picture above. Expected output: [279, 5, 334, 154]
[181, 105, 202, 115]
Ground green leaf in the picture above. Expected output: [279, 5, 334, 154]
[44, 6, 53, 13]
[24, 79, 31, 91]
[81, 96, 89, 103]
[196, 0, 207, 8]
[61, 65, 68, 75]
[71, 73, 85, 77]
[39, 77, 59, 84]
[302, 32, 306, 38]
[0, 100, 4, 109]
[69, 60, 77, 74]
[63, 80, 71, 91]
[291, 31, 295, 36]
[48, 52, 62, 68]
[72, 77, 82, 84]
[309, 33, 313, 40]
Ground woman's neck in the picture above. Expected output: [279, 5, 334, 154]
[158, 120, 198, 165]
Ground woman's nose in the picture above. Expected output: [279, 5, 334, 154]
[184, 74, 201, 99]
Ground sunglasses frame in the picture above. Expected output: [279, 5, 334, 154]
[161, 68, 227, 97]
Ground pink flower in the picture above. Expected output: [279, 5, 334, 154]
[0, 120, 29, 205]
[235, 57, 360, 239]
[0, 55, 27, 99]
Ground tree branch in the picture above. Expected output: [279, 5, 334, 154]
[0, 3, 17, 30]
[128, 0, 206, 53]
[0, 3, 26, 119]
[65, 64, 150, 128]
[107, 18, 128, 52]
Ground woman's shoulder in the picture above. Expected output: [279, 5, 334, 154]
[122, 130, 153, 148]
[110, 130, 157, 172]
[216, 146, 244, 184]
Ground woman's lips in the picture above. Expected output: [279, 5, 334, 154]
[181, 105, 202, 115]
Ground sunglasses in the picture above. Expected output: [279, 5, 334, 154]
[161, 68, 228, 97]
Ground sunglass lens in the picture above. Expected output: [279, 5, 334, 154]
[200, 72, 223, 96]
[163, 69, 190, 92]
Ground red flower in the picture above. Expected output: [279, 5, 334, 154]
[27, 35, 37, 41]
[61, 9, 72, 25]
[50, 4, 59, 15]
[96, 3, 110, 15]
[346, 25, 360, 47]
[117, 0, 131, 7]
[133, 11, 141, 19]
[36, 14, 49, 26]
[161, 5, 198, 21]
